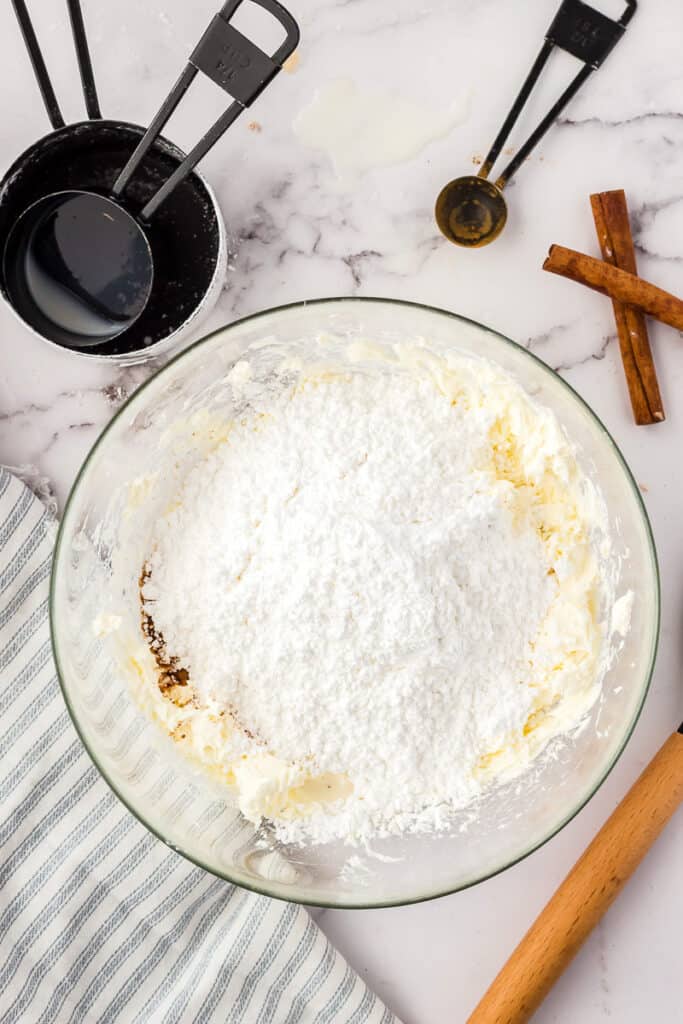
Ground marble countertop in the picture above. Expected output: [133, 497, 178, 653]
[1, 0, 681, 1020]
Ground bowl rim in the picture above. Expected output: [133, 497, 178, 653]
[50, 295, 661, 909]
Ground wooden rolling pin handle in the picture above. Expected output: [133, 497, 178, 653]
[468, 729, 683, 1024]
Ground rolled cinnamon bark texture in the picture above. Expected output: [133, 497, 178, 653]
[543, 245, 683, 333]
[590, 190, 664, 425]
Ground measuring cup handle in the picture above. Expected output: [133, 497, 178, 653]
[67, 0, 101, 119]
[11, 0, 64, 129]
[112, 0, 299, 216]
[621, 0, 637, 25]
[10, 0, 101, 129]
[219, 0, 300, 64]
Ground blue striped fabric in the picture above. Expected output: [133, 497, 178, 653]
[0, 467, 398, 1024]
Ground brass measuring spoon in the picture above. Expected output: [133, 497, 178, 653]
[435, 0, 637, 248]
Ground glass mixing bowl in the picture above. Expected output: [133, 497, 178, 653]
[51, 298, 659, 908]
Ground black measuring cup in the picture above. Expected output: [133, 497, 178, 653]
[0, 0, 299, 358]
[435, 0, 637, 248]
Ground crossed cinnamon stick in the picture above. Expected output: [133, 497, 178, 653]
[543, 190, 681, 425]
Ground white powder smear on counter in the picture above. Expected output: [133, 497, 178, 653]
[141, 349, 610, 845]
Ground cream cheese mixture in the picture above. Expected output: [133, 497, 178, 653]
[133, 341, 614, 846]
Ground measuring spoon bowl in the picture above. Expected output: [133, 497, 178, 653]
[435, 175, 508, 248]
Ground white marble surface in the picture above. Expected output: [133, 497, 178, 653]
[1, 0, 682, 1020]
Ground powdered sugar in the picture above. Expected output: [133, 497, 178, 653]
[142, 347, 608, 845]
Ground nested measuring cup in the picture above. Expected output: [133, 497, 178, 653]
[0, 0, 299, 362]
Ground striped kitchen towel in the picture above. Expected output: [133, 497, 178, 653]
[0, 466, 396, 1024]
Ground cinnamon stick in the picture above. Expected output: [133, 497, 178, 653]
[590, 190, 664, 425]
[543, 245, 683, 332]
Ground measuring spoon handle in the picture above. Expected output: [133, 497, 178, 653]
[480, 0, 636, 191]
